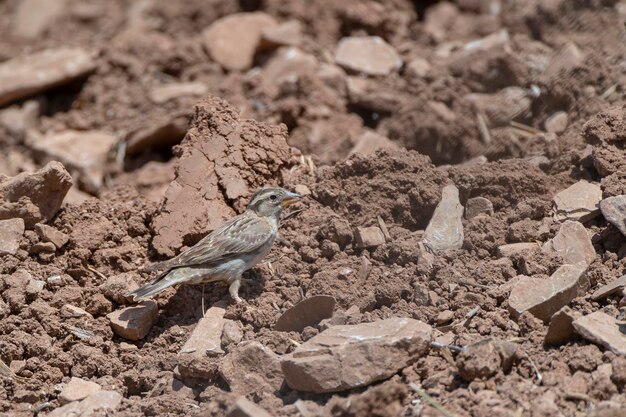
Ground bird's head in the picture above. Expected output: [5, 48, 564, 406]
[247, 187, 302, 218]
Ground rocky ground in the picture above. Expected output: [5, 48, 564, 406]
[1, 0, 626, 416]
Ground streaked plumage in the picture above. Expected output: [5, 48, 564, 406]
[128, 187, 302, 303]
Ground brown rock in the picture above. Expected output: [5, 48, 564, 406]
[0, 47, 96, 107]
[202, 12, 277, 71]
[151, 97, 292, 256]
[573, 312, 626, 356]
[423, 185, 464, 253]
[354, 226, 386, 249]
[592, 275, 626, 301]
[178, 302, 226, 379]
[281, 317, 432, 393]
[274, 295, 336, 332]
[465, 196, 494, 219]
[27, 130, 117, 194]
[542, 220, 596, 265]
[545, 111, 568, 134]
[457, 339, 518, 381]
[0, 161, 72, 228]
[60, 304, 93, 319]
[0, 100, 40, 139]
[30, 241, 55, 254]
[219, 341, 283, 396]
[228, 397, 274, 417]
[149, 82, 208, 104]
[47, 390, 122, 417]
[34, 223, 69, 249]
[59, 377, 101, 404]
[496, 242, 539, 258]
[106, 301, 158, 341]
[349, 130, 399, 156]
[221, 319, 244, 348]
[12, 0, 67, 39]
[508, 262, 588, 322]
[435, 310, 454, 325]
[0, 218, 25, 256]
[99, 273, 139, 304]
[543, 42, 583, 80]
[405, 57, 431, 79]
[261, 20, 303, 48]
[553, 180, 602, 222]
[345, 76, 403, 113]
[335, 36, 402, 76]
[600, 195, 626, 237]
[465, 87, 531, 127]
[545, 306, 580, 345]
[124, 116, 188, 157]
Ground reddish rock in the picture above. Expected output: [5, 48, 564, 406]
[261, 20, 303, 48]
[12, 0, 67, 39]
[405, 57, 431, 79]
[465, 197, 494, 219]
[573, 312, 626, 356]
[335, 36, 402, 76]
[149, 82, 208, 104]
[34, 223, 69, 249]
[178, 302, 226, 379]
[600, 195, 626, 237]
[354, 226, 386, 248]
[457, 339, 518, 381]
[349, 130, 400, 156]
[59, 377, 101, 404]
[0, 100, 40, 139]
[496, 242, 539, 258]
[27, 130, 117, 194]
[48, 390, 122, 417]
[202, 12, 277, 70]
[281, 318, 432, 393]
[542, 220, 596, 265]
[228, 397, 274, 417]
[508, 262, 588, 322]
[553, 180, 602, 222]
[30, 241, 56, 254]
[60, 304, 93, 319]
[0, 47, 96, 107]
[0, 218, 25, 256]
[543, 42, 583, 80]
[106, 301, 158, 341]
[221, 319, 244, 349]
[219, 341, 283, 397]
[545, 306, 580, 345]
[0, 161, 72, 228]
[274, 295, 336, 332]
[545, 111, 568, 134]
[423, 185, 464, 253]
[591, 275, 626, 301]
[151, 97, 292, 256]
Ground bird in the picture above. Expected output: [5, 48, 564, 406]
[128, 187, 302, 304]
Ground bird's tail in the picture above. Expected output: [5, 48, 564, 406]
[127, 270, 178, 302]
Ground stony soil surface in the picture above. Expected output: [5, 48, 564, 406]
[1, 1, 626, 416]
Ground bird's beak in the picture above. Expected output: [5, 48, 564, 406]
[282, 191, 302, 208]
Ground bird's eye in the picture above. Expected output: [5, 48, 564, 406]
[269, 195, 277, 201]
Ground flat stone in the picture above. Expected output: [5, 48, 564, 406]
[221, 320, 244, 348]
[30, 241, 56, 254]
[456, 339, 519, 381]
[354, 226, 386, 249]
[34, 223, 69, 249]
[274, 295, 336, 332]
[545, 306, 580, 345]
[27, 130, 117, 194]
[423, 185, 464, 253]
[543, 42, 583, 80]
[553, 180, 602, 222]
[600, 195, 626, 237]
[335, 36, 402, 76]
[281, 317, 432, 393]
[0, 218, 25, 256]
[12, 0, 67, 39]
[219, 341, 283, 396]
[542, 220, 596, 265]
[25, 279, 45, 297]
[0, 161, 72, 228]
[60, 304, 93, 319]
[508, 262, 588, 322]
[349, 130, 399, 156]
[345, 76, 403, 113]
[573, 312, 626, 356]
[465, 197, 494, 219]
[202, 12, 277, 70]
[466, 87, 531, 127]
[178, 302, 226, 379]
[59, 377, 101, 404]
[545, 111, 568, 134]
[228, 397, 274, 417]
[106, 301, 158, 341]
[592, 275, 626, 301]
[149, 82, 208, 104]
[0, 47, 96, 107]
[48, 390, 122, 417]
[497, 242, 540, 258]
[261, 20, 302, 48]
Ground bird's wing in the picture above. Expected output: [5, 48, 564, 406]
[147, 214, 274, 271]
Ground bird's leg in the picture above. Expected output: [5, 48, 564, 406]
[201, 284, 206, 317]
[229, 278, 243, 304]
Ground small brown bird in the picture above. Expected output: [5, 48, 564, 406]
[128, 187, 302, 303]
